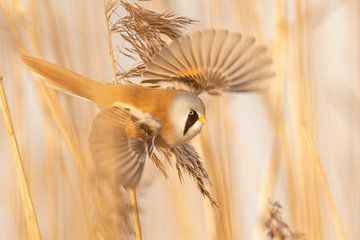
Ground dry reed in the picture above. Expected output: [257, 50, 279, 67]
[0, 77, 41, 239]
[105, 0, 195, 81]
[104, 0, 119, 83]
[249, 0, 348, 239]
[129, 189, 142, 240]
[264, 201, 304, 239]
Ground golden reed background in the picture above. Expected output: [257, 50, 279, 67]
[0, 0, 359, 239]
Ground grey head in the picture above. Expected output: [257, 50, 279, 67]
[168, 91, 206, 145]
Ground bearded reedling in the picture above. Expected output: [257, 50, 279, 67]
[22, 29, 274, 204]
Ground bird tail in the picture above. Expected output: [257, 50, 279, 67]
[22, 55, 110, 105]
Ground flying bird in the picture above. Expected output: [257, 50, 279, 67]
[22, 29, 274, 203]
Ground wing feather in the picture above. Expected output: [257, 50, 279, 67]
[216, 33, 242, 73]
[142, 29, 274, 94]
[145, 62, 177, 76]
[89, 106, 161, 189]
[177, 37, 194, 70]
[209, 29, 228, 69]
[166, 39, 190, 70]
[184, 35, 198, 69]
[194, 31, 204, 68]
[152, 50, 184, 73]
[212, 30, 229, 70]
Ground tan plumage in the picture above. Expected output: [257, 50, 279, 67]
[22, 29, 274, 194]
[22, 55, 178, 142]
[21, 55, 175, 109]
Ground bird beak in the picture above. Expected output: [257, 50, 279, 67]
[198, 116, 207, 124]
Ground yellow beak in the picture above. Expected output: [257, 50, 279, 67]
[198, 116, 207, 124]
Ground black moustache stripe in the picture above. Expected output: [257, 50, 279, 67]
[183, 110, 198, 135]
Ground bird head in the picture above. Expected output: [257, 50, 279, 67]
[167, 91, 206, 145]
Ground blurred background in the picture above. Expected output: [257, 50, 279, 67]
[0, 0, 359, 239]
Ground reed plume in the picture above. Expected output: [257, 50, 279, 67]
[105, 0, 196, 80]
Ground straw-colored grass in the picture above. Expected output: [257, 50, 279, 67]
[129, 189, 142, 240]
[0, 77, 41, 240]
[104, 0, 119, 83]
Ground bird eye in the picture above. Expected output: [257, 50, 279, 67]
[189, 110, 195, 115]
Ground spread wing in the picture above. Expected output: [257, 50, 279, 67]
[88, 104, 161, 189]
[142, 29, 275, 95]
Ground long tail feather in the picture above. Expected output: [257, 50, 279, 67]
[22, 55, 108, 104]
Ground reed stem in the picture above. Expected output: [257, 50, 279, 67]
[304, 129, 347, 240]
[103, 0, 119, 83]
[129, 189, 142, 240]
[0, 77, 41, 240]
[102, 2, 143, 238]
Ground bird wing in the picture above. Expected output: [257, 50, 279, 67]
[89, 104, 162, 189]
[142, 29, 275, 95]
